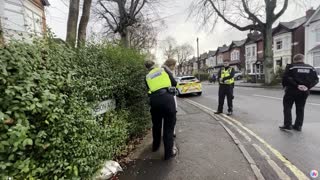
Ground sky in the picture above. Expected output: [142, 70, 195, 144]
[46, 0, 320, 64]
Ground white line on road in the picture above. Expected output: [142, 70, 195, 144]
[252, 144, 290, 180]
[253, 94, 320, 106]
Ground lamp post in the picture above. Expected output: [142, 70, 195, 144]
[197, 37, 200, 80]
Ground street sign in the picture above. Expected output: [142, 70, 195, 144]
[93, 99, 116, 116]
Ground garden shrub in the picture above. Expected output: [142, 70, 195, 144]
[0, 38, 150, 179]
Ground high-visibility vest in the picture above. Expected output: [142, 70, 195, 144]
[146, 68, 172, 94]
[220, 67, 235, 85]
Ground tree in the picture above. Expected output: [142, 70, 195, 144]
[127, 18, 158, 51]
[66, 0, 93, 47]
[160, 36, 178, 60]
[78, 0, 93, 47]
[96, 0, 159, 48]
[0, 18, 4, 46]
[66, 0, 80, 47]
[175, 43, 194, 64]
[192, 0, 289, 84]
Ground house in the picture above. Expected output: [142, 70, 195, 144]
[214, 44, 229, 69]
[272, 9, 314, 72]
[199, 52, 208, 71]
[0, 0, 49, 42]
[244, 32, 264, 79]
[228, 39, 246, 72]
[206, 50, 217, 74]
[305, 6, 320, 67]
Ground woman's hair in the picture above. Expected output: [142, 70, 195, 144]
[164, 58, 177, 68]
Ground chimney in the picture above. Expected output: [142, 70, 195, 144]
[306, 8, 316, 20]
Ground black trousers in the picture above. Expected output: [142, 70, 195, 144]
[218, 84, 233, 112]
[283, 89, 309, 127]
[150, 92, 176, 158]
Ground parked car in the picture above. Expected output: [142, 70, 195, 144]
[234, 71, 243, 80]
[175, 76, 202, 96]
[311, 67, 320, 91]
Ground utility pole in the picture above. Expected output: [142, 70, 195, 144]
[196, 37, 200, 80]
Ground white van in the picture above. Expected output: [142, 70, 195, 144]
[311, 67, 320, 91]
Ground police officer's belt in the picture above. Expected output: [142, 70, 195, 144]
[149, 88, 168, 96]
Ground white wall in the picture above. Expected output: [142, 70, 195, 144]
[1, 0, 43, 42]
[305, 12, 320, 66]
[273, 32, 292, 71]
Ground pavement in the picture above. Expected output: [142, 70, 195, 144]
[118, 99, 256, 180]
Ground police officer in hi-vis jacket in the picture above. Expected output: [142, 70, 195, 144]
[145, 60, 177, 160]
[215, 59, 235, 116]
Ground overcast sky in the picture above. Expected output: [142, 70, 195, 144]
[46, 0, 320, 64]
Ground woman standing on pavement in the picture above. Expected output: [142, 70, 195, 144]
[162, 59, 177, 137]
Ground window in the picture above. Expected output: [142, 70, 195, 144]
[246, 47, 251, 57]
[276, 59, 282, 67]
[316, 29, 320, 43]
[231, 50, 240, 61]
[252, 47, 256, 56]
[313, 52, 320, 67]
[25, 8, 42, 33]
[276, 40, 283, 50]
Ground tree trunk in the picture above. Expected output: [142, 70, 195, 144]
[0, 18, 4, 46]
[66, 0, 80, 47]
[77, 0, 92, 47]
[263, 24, 274, 84]
[120, 29, 129, 48]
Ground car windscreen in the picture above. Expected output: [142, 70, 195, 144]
[181, 77, 197, 82]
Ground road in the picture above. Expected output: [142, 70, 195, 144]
[184, 84, 320, 179]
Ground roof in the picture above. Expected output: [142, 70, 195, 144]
[232, 39, 246, 47]
[279, 16, 306, 30]
[208, 50, 217, 56]
[310, 44, 320, 52]
[41, 0, 50, 6]
[217, 45, 229, 53]
[245, 32, 263, 45]
[200, 52, 208, 60]
[305, 5, 320, 26]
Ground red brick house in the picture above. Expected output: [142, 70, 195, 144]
[228, 39, 246, 71]
[272, 9, 315, 71]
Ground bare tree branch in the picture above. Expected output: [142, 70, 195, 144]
[273, 0, 289, 22]
[206, 0, 259, 31]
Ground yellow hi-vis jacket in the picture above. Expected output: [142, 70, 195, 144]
[146, 67, 172, 94]
[220, 67, 235, 85]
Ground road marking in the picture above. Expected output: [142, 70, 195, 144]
[220, 116, 252, 142]
[253, 94, 320, 106]
[184, 99, 309, 180]
[218, 119, 264, 180]
[252, 144, 290, 180]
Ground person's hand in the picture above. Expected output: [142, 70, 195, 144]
[298, 85, 308, 91]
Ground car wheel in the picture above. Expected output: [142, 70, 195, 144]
[197, 92, 202, 96]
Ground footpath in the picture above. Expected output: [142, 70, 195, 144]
[117, 99, 256, 180]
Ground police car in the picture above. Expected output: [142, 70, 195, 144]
[311, 67, 320, 91]
[175, 76, 202, 96]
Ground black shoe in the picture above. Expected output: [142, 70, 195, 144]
[152, 144, 160, 152]
[279, 125, 293, 130]
[214, 111, 222, 114]
[164, 148, 177, 160]
[227, 111, 233, 116]
[293, 126, 302, 131]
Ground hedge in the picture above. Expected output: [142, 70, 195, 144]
[0, 38, 150, 179]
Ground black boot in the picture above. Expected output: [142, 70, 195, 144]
[279, 125, 293, 130]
